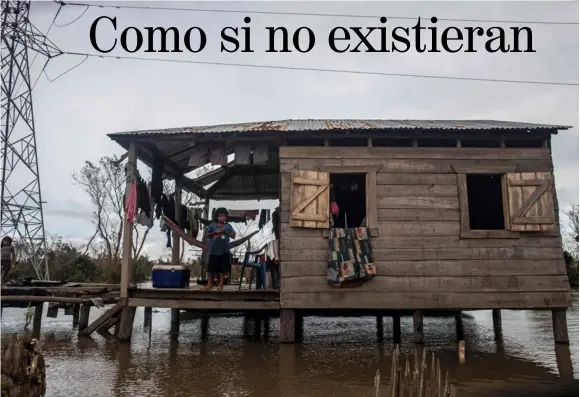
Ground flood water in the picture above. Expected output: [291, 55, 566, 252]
[1, 293, 578, 397]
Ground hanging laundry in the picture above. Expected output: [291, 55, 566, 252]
[125, 180, 138, 223]
[150, 154, 164, 204]
[245, 210, 259, 221]
[166, 229, 172, 248]
[209, 145, 227, 166]
[136, 211, 153, 228]
[228, 209, 248, 219]
[252, 145, 268, 165]
[272, 207, 280, 240]
[187, 145, 210, 167]
[136, 177, 151, 216]
[155, 193, 167, 219]
[258, 209, 271, 229]
[234, 144, 252, 165]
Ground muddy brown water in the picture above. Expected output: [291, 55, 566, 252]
[1, 292, 578, 397]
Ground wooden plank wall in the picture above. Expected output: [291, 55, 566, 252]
[278, 146, 572, 310]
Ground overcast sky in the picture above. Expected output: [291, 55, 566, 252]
[15, 1, 579, 259]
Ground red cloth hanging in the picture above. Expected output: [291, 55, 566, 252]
[125, 180, 138, 223]
[330, 201, 340, 217]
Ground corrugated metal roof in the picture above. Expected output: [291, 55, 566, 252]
[109, 119, 571, 137]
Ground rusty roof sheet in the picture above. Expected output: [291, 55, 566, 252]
[109, 119, 570, 137]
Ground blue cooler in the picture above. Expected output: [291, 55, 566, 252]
[151, 265, 189, 288]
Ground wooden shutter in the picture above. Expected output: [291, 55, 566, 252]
[290, 170, 330, 229]
[506, 172, 555, 231]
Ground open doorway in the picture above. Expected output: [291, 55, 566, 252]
[330, 173, 366, 228]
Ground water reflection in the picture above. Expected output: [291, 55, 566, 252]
[1, 293, 577, 397]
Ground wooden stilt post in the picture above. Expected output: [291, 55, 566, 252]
[172, 181, 182, 266]
[552, 309, 569, 344]
[200, 315, 209, 340]
[555, 344, 574, 379]
[200, 197, 210, 282]
[280, 309, 296, 343]
[492, 309, 503, 341]
[295, 312, 304, 343]
[144, 307, 152, 327]
[120, 141, 137, 299]
[392, 314, 401, 344]
[413, 311, 424, 344]
[263, 317, 270, 340]
[117, 306, 136, 342]
[455, 312, 465, 341]
[376, 316, 384, 342]
[170, 308, 180, 336]
[32, 303, 43, 339]
[242, 315, 251, 339]
[72, 304, 80, 327]
[78, 304, 91, 332]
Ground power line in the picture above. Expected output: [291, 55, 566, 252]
[61, 51, 579, 87]
[17, 3, 62, 95]
[53, 4, 89, 27]
[60, 1, 578, 26]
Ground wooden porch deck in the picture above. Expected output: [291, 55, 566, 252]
[127, 285, 280, 311]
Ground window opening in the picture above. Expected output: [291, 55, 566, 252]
[330, 173, 366, 228]
[466, 174, 505, 230]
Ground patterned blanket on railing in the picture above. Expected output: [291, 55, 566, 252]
[326, 227, 376, 287]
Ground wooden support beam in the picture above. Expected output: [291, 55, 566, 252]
[170, 308, 180, 336]
[376, 316, 384, 342]
[413, 311, 424, 344]
[200, 315, 209, 340]
[392, 314, 401, 344]
[143, 307, 152, 327]
[172, 181, 182, 266]
[295, 312, 303, 343]
[552, 309, 569, 344]
[118, 306, 136, 342]
[0, 296, 118, 304]
[492, 309, 503, 341]
[120, 141, 137, 298]
[78, 304, 91, 331]
[32, 303, 43, 339]
[242, 316, 251, 339]
[72, 304, 80, 327]
[280, 309, 296, 343]
[555, 344, 574, 379]
[79, 300, 125, 337]
[455, 312, 465, 341]
[97, 317, 120, 334]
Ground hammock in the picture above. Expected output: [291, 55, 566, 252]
[162, 215, 260, 250]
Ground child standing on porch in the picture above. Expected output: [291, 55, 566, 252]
[204, 208, 236, 291]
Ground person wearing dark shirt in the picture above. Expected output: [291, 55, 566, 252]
[204, 208, 236, 291]
[1, 237, 15, 284]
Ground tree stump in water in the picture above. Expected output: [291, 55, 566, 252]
[1, 334, 46, 397]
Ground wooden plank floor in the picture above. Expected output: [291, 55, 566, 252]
[127, 285, 280, 311]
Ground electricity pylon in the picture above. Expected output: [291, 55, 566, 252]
[1, 1, 61, 280]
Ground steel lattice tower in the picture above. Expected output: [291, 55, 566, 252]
[1, 1, 61, 280]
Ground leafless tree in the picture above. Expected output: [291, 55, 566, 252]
[562, 204, 579, 261]
[72, 156, 150, 265]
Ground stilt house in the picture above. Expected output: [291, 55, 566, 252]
[109, 119, 573, 343]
